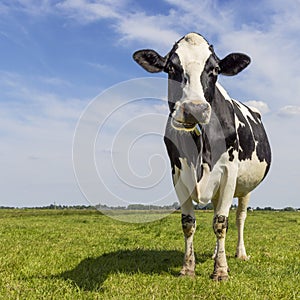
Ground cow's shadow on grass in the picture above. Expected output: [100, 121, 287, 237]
[59, 249, 211, 291]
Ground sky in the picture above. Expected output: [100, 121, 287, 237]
[0, 0, 300, 209]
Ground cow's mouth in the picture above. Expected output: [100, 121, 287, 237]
[171, 118, 196, 130]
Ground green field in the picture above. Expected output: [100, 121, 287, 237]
[0, 209, 299, 299]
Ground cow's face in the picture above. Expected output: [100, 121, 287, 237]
[133, 32, 250, 131]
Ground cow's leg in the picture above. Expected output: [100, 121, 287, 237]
[235, 193, 250, 260]
[180, 198, 196, 277]
[211, 174, 236, 281]
[211, 213, 229, 281]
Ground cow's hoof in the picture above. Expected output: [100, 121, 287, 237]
[210, 272, 229, 281]
[179, 269, 195, 277]
[235, 253, 250, 261]
[210, 268, 229, 281]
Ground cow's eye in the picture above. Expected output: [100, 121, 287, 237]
[212, 66, 220, 76]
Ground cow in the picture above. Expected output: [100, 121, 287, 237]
[133, 32, 271, 281]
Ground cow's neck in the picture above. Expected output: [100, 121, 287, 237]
[165, 85, 237, 181]
[201, 86, 237, 169]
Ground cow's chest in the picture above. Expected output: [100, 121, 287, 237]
[173, 153, 236, 206]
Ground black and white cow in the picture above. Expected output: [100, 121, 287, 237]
[133, 32, 271, 281]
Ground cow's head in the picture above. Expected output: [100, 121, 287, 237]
[133, 32, 251, 131]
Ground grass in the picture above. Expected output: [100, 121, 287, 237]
[0, 209, 299, 299]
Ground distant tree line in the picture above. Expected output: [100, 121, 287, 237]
[0, 202, 299, 211]
[0, 204, 94, 210]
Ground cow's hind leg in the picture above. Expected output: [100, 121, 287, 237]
[235, 193, 250, 260]
[180, 199, 196, 277]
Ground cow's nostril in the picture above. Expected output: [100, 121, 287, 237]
[181, 101, 210, 124]
[200, 102, 209, 110]
[172, 101, 211, 127]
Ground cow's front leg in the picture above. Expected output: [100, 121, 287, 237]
[180, 213, 196, 276]
[211, 214, 229, 281]
[211, 167, 237, 281]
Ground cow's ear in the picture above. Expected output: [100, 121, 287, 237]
[219, 53, 251, 76]
[133, 50, 166, 73]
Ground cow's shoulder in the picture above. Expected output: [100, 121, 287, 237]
[198, 84, 238, 169]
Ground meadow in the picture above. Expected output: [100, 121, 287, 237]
[0, 209, 299, 299]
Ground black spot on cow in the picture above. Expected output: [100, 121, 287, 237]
[228, 148, 235, 161]
[246, 115, 271, 179]
[232, 101, 255, 161]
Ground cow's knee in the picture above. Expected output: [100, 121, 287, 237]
[213, 215, 228, 238]
[181, 214, 196, 237]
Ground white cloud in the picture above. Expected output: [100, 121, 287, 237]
[56, 1, 181, 51]
[244, 100, 270, 115]
[278, 105, 300, 116]
[116, 12, 180, 51]
[164, 0, 235, 36]
[56, 0, 122, 22]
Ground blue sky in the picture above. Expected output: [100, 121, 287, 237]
[1, 0, 300, 209]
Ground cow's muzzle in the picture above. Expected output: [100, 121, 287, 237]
[171, 100, 211, 131]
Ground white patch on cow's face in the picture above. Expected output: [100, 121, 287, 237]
[175, 33, 212, 103]
[169, 33, 213, 131]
